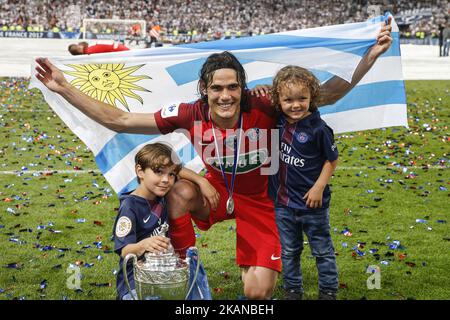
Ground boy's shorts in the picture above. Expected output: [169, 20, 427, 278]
[191, 178, 282, 273]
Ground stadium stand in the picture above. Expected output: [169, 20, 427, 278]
[0, 0, 448, 44]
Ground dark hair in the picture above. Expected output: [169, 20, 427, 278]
[198, 51, 250, 112]
[271, 65, 321, 113]
[135, 143, 182, 183]
[68, 44, 82, 55]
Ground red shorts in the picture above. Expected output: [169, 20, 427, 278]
[191, 178, 282, 272]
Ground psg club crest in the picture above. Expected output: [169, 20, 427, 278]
[296, 132, 309, 143]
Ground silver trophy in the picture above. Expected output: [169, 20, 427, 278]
[123, 223, 197, 300]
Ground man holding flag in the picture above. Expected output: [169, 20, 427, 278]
[35, 17, 393, 300]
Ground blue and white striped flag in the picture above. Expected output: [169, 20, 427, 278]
[30, 14, 407, 195]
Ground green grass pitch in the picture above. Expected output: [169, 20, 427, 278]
[0, 78, 448, 300]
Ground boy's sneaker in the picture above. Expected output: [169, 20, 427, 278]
[318, 290, 337, 300]
[284, 289, 303, 300]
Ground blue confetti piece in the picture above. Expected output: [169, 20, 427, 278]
[40, 280, 47, 290]
[415, 219, 427, 224]
[439, 186, 447, 191]
[437, 220, 447, 224]
[76, 218, 86, 223]
[381, 260, 389, 265]
[84, 263, 94, 268]
[94, 241, 102, 249]
[342, 242, 348, 248]
[389, 240, 401, 250]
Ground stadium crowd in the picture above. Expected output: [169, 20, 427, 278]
[0, 0, 448, 43]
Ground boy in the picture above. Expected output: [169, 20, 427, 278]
[268, 66, 339, 300]
[114, 142, 218, 300]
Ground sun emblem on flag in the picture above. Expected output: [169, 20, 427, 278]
[63, 63, 151, 111]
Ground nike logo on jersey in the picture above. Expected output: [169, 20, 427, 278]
[271, 254, 281, 261]
[143, 216, 151, 223]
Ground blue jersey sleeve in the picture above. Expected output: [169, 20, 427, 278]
[318, 124, 339, 162]
[113, 199, 138, 256]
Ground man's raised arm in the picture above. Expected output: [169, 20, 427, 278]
[35, 58, 161, 135]
[318, 17, 393, 107]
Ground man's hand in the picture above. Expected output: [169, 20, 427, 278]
[369, 16, 393, 60]
[35, 58, 69, 94]
[249, 85, 272, 98]
[198, 178, 220, 210]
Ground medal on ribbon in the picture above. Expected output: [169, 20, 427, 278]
[211, 112, 243, 215]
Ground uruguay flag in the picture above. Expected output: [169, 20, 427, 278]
[29, 14, 407, 195]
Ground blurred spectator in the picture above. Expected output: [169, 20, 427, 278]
[0, 0, 448, 44]
[145, 24, 161, 48]
[443, 23, 450, 56]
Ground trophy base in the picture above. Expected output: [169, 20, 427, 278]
[135, 281, 188, 300]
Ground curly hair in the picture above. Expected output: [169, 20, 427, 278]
[271, 65, 321, 112]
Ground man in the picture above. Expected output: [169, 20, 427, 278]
[68, 42, 130, 55]
[146, 24, 161, 48]
[35, 21, 392, 300]
[443, 23, 450, 57]
[439, 22, 445, 57]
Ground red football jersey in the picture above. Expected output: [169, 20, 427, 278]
[155, 94, 277, 195]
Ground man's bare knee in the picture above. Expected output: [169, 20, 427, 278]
[166, 180, 201, 219]
[167, 180, 198, 203]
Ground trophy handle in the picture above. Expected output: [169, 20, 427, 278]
[185, 247, 201, 300]
[123, 253, 138, 300]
